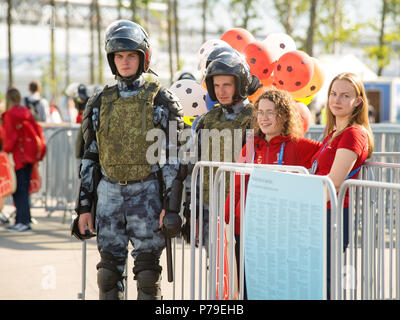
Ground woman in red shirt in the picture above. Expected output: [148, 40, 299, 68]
[310, 72, 374, 299]
[226, 88, 321, 234]
[225, 88, 321, 296]
[2, 87, 35, 232]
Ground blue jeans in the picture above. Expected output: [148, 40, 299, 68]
[12, 164, 32, 225]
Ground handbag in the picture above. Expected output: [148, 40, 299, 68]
[29, 162, 42, 194]
[0, 151, 17, 198]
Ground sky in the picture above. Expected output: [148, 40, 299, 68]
[0, 0, 392, 98]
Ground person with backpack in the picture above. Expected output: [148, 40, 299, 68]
[1, 87, 45, 232]
[24, 81, 50, 122]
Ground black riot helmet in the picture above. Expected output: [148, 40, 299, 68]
[205, 51, 254, 103]
[104, 20, 151, 77]
[205, 45, 241, 70]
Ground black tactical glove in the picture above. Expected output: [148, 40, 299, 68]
[70, 216, 96, 241]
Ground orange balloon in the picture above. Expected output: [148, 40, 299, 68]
[295, 101, 312, 134]
[220, 28, 255, 53]
[248, 78, 274, 104]
[290, 58, 325, 99]
[272, 50, 314, 92]
[243, 41, 274, 80]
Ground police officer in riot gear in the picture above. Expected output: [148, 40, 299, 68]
[73, 20, 184, 300]
[170, 50, 260, 246]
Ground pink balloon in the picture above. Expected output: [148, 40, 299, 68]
[295, 101, 312, 134]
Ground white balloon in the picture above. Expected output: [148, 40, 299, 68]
[169, 80, 208, 117]
[197, 39, 230, 71]
[262, 33, 296, 62]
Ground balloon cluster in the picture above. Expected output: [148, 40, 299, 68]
[169, 28, 325, 135]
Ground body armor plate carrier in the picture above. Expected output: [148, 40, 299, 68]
[97, 81, 161, 181]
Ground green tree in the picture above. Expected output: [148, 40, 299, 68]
[364, 0, 400, 75]
[273, 0, 308, 38]
[314, 0, 366, 55]
[7, 0, 13, 87]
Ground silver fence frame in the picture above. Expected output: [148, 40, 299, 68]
[4, 123, 395, 300]
[212, 164, 338, 300]
[305, 124, 400, 152]
[188, 161, 339, 300]
[337, 179, 400, 300]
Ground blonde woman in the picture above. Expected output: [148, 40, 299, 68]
[311, 72, 374, 299]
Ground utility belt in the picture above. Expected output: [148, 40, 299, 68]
[102, 172, 157, 186]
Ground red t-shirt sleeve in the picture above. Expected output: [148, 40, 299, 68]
[296, 138, 322, 168]
[337, 126, 368, 156]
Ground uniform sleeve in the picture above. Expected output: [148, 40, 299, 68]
[337, 126, 368, 156]
[78, 141, 98, 212]
[75, 94, 101, 215]
[153, 87, 184, 199]
[295, 137, 322, 168]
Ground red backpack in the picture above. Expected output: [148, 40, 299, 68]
[17, 119, 46, 164]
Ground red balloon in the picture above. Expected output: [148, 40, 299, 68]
[272, 50, 314, 92]
[295, 101, 312, 134]
[220, 28, 255, 53]
[243, 41, 274, 80]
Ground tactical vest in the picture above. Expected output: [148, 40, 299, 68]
[96, 81, 161, 181]
[199, 103, 253, 204]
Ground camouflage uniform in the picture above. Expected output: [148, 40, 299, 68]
[189, 100, 253, 250]
[179, 49, 258, 252]
[77, 76, 183, 299]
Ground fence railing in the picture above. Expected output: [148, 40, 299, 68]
[3, 123, 399, 300]
[337, 179, 400, 300]
[305, 124, 400, 152]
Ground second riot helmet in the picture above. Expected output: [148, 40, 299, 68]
[205, 52, 254, 103]
[104, 20, 151, 77]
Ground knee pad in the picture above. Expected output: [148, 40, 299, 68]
[133, 253, 162, 300]
[135, 269, 161, 300]
[96, 250, 125, 300]
[97, 267, 121, 293]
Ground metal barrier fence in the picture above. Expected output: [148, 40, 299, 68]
[3, 124, 81, 224]
[3, 122, 397, 299]
[209, 164, 338, 300]
[190, 161, 400, 300]
[370, 152, 400, 163]
[44, 126, 80, 221]
[337, 179, 400, 300]
[305, 124, 400, 152]
[188, 161, 322, 300]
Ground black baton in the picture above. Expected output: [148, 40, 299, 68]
[165, 236, 173, 282]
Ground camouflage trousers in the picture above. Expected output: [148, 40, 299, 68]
[95, 177, 165, 273]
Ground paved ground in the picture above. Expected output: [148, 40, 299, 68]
[0, 205, 193, 300]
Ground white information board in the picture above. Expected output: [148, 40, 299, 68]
[243, 169, 327, 300]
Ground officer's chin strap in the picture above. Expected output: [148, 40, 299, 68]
[220, 96, 242, 113]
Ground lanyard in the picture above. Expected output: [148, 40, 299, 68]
[310, 142, 328, 174]
[311, 141, 361, 179]
[252, 142, 285, 165]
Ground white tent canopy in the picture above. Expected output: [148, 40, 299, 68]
[313, 54, 378, 111]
